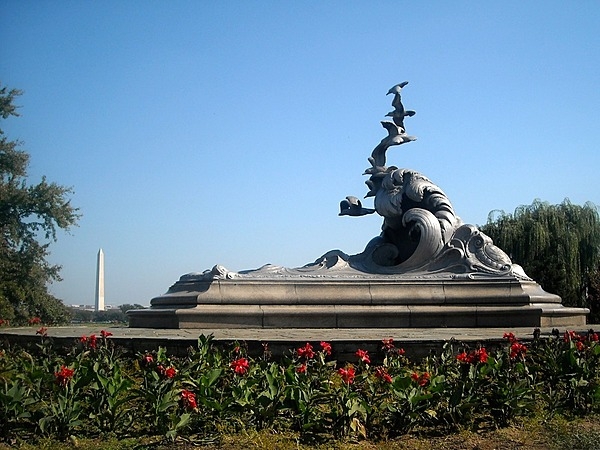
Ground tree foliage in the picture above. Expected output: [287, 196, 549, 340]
[481, 199, 600, 322]
[0, 84, 79, 325]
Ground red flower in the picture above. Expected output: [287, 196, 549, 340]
[80, 334, 97, 349]
[456, 351, 472, 364]
[457, 348, 488, 364]
[375, 366, 392, 383]
[230, 357, 250, 375]
[576, 341, 585, 351]
[476, 347, 488, 363]
[156, 364, 176, 378]
[296, 364, 307, 374]
[355, 348, 370, 364]
[28, 317, 41, 325]
[381, 338, 395, 351]
[54, 365, 75, 387]
[100, 330, 113, 338]
[320, 341, 332, 356]
[510, 341, 527, 359]
[297, 343, 315, 359]
[397, 348, 406, 356]
[338, 366, 356, 384]
[411, 371, 430, 387]
[180, 389, 197, 410]
[0, 319, 7, 326]
[589, 332, 599, 342]
[36, 327, 48, 336]
[142, 354, 154, 365]
[503, 332, 517, 343]
[564, 330, 578, 342]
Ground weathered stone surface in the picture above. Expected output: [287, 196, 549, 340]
[127, 273, 587, 328]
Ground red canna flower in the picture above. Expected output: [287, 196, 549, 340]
[28, 317, 42, 325]
[165, 366, 177, 378]
[180, 389, 197, 410]
[411, 371, 429, 386]
[54, 365, 75, 387]
[375, 366, 393, 383]
[476, 347, 489, 363]
[589, 332, 599, 342]
[142, 354, 154, 365]
[320, 341, 332, 356]
[230, 357, 250, 375]
[296, 364, 307, 374]
[381, 338, 395, 351]
[456, 351, 472, 364]
[355, 348, 370, 364]
[297, 343, 315, 359]
[36, 327, 48, 337]
[510, 341, 527, 359]
[338, 366, 356, 384]
[80, 335, 87, 344]
[564, 330, 578, 343]
[397, 347, 406, 356]
[503, 332, 517, 343]
[457, 348, 489, 364]
[576, 341, 585, 351]
[89, 334, 97, 349]
[100, 330, 113, 338]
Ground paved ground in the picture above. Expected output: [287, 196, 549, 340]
[2, 324, 598, 360]
[0, 324, 570, 341]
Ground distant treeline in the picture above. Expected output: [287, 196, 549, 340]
[69, 304, 146, 324]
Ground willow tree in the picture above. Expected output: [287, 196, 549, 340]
[480, 199, 600, 321]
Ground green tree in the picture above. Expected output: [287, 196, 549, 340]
[0, 85, 79, 325]
[480, 199, 600, 322]
[119, 303, 146, 314]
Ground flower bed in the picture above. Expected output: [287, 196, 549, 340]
[0, 329, 599, 444]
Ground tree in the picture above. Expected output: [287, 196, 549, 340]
[0, 85, 79, 325]
[118, 303, 146, 314]
[480, 199, 600, 322]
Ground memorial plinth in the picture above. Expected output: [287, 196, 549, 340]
[128, 82, 589, 329]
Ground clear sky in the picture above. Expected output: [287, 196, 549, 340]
[2, 1, 599, 307]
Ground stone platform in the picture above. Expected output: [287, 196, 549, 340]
[4, 325, 595, 361]
[127, 274, 589, 329]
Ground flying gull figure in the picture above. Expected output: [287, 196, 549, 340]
[386, 82, 416, 130]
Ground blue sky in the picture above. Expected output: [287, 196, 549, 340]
[2, 1, 599, 306]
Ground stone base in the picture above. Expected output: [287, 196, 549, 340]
[127, 275, 589, 329]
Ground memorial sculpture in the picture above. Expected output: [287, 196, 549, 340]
[128, 84, 589, 329]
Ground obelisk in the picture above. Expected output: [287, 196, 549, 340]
[95, 248, 105, 312]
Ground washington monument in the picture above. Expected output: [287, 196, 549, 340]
[95, 248, 105, 312]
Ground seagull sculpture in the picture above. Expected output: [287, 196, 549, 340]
[386, 82, 416, 130]
[386, 81, 409, 96]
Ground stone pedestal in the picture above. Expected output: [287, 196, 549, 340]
[127, 271, 588, 329]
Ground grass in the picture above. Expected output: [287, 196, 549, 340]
[2, 415, 599, 450]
